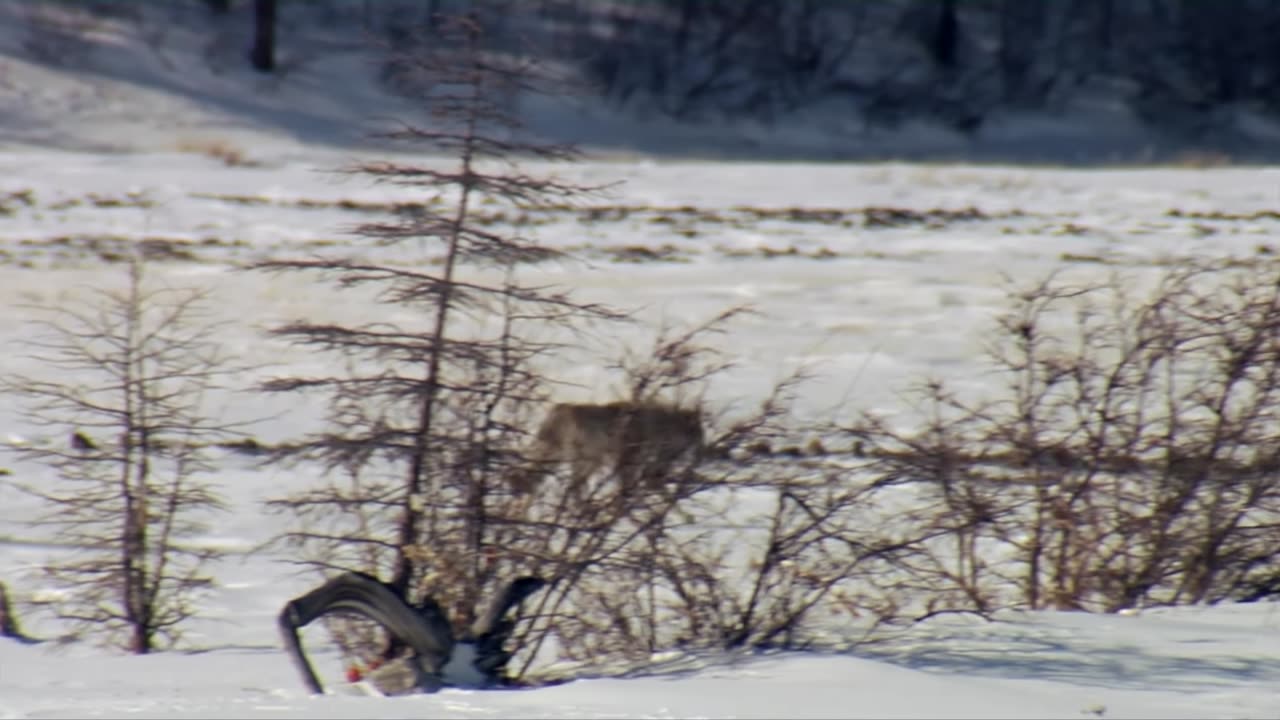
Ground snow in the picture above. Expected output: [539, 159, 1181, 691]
[2, 604, 1278, 718]
[2, 6, 1280, 719]
[2, 157, 1278, 720]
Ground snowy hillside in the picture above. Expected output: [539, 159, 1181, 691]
[3, 1, 1279, 163]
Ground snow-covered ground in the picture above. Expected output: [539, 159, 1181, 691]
[2, 601, 1277, 719]
[2, 148, 1279, 720]
[2, 5, 1280, 718]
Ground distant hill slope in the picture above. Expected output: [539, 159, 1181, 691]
[1, 1, 1279, 164]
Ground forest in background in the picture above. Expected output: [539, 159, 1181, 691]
[12, 0, 1280, 160]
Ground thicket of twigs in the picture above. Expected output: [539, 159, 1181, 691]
[849, 259, 1280, 615]
[3, 260, 244, 653]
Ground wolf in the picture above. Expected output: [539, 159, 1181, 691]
[514, 401, 705, 496]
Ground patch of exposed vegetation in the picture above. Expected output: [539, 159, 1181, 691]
[0, 190, 36, 216]
[47, 192, 153, 211]
[1168, 208, 1280, 222]
[602, 244, 691, 263]
[192, 192, 1016, 233]
[13, 235, 209, 264]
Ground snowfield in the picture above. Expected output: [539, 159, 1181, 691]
[1, 598, 1277, 718]
[1, 149, 1278, 720]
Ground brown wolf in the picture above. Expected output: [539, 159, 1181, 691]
[514, 401, 705, 496]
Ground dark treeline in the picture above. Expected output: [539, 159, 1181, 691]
[33, 0, 1280, 142]
[326, 0, 1280, 137]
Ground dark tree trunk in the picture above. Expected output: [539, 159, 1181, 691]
[251, 0, 277, 73]
[932, 0, 959, 70]
[1096, 0, 1113, 70]
[0, 581, 34, 643]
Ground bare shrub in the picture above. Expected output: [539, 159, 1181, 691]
[502, 312, 740, 671]
[502, 309, 925, 674]
[2, 260, 248, 652]
[850, 258, 1280, 614]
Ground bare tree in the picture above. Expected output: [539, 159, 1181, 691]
[2, 260, 245, 653]
[250, 0, 276, 72]
[582, 0, 868, 122]
[251, 11, 628, 680]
